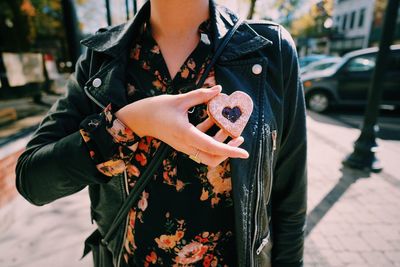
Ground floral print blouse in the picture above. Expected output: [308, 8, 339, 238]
[79, 19, 236, 267]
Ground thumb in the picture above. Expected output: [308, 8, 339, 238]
[181, 85, 222, 109]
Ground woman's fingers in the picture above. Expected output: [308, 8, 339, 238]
[227, 136, 245, 147]
[196, 118, 229, 142]
[186, 125, 248, 158]
[196, 117, 214, 132]
[213, 129, 229, 143]
[191, 136, 245, 167]
[180, 85, 221, 110]
[174, 130, 246, 167]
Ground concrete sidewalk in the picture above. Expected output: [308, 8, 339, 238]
[305, 112, 400, 267]
[0, 93, 61, 145]
[0, 111, 399, 267]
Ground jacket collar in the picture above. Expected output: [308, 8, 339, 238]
[80, 1, 272, 61]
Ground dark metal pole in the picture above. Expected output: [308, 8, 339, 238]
[125, 0, 130, 20]
[0, 57, 10, 90]
[133, 0, 137, 15]
[343, 0, 399, 172]
[61, 0, 82, 66]
[105, 0, 112, 26]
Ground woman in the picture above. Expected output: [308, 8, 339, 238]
[16, 0, 307, 266]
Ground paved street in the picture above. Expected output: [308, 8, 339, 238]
[327, 107, 400, 141]
[0, 94, 62, 146]
[0, 110, 399, 267]
[305, 110, 400, 267]
[0, 180, 94, 267]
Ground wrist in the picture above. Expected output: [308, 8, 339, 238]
[115, 106, 145, 138]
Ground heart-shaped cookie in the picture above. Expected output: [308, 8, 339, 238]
[207, 91, 254, 138]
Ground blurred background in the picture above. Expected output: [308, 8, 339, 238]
[0, 0, 399, 266]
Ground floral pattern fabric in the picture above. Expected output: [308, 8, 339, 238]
[80, 18, 236, 267]
[80, 104, 141, 177]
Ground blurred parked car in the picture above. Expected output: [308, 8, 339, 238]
[302, 45, 400, 113]
[299, 54, 336, 68]
[300, 57, 342, 75]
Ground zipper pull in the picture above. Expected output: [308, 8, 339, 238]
[272, 130, 277, 151]
[256, 233, 270, 255]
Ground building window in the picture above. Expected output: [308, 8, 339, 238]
[335, 15, 341, 31]
[350, 11, 356, 29]
[359, 8, 365, 28]
[342, 13, 348, 31]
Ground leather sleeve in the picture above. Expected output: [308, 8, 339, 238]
[271, 26, 307, 267]
[15, 49, 118, 206]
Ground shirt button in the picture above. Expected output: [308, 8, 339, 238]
[252, 64, 263, 75]
[92, 78, 102, 88]
[167, 86, 174, 94]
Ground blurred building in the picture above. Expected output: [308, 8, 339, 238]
[330, 0, 375, 54]
[330, 0, 400, 55]
[368, 0, 400, 46]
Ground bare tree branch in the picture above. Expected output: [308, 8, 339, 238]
[247, 0, 257, 19]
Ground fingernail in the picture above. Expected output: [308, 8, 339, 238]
[211, 85, 222, 92]
[233, 137, 244, 146]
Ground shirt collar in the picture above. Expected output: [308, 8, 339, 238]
[130, 17, 214, 94]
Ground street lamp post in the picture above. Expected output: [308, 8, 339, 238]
[342, 0, 399, 172]
[133, 0, 137, 15]
[125, 0, 130, 20]
[61, 0, 81, 66]
[105, 0, 112, 26]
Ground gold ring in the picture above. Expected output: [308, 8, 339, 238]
[189, 149, 201, 163]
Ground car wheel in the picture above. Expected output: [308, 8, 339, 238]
[307, 91, 330, 113]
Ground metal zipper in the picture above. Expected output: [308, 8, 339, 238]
[250, 124, 268, 267]
[250, 138, 263, 267]
[254, 129, 277, 256]
[256, 231, 270, 255]
[250, 126, 278, 266]
[83, 83, 131, 267]
[266, 130, 277, 205]
[116, 170, 130, 267]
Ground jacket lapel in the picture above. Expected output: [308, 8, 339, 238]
[211, 1, 273, 61]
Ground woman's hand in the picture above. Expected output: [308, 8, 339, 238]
[115, 85, 249, 167]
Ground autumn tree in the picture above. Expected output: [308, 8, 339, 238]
[0, 0, 65, 52]
[0, 0, 31, 51]
[274, 0, 301, 28]
[290, 0, 333, 38]
[372, 0, 388, 27]
[247, 0, 257, 19]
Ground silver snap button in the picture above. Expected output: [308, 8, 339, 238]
[92, 78, 102, 88]
[252, 64, 262, 75]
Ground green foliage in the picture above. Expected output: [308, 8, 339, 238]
[30, 0, 64, 38]
[0, 0, 65, 52]
[290, 0, 333, 38]
[274, 0, 301, 27]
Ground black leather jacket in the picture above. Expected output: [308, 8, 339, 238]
[16, 2, 307, 267]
